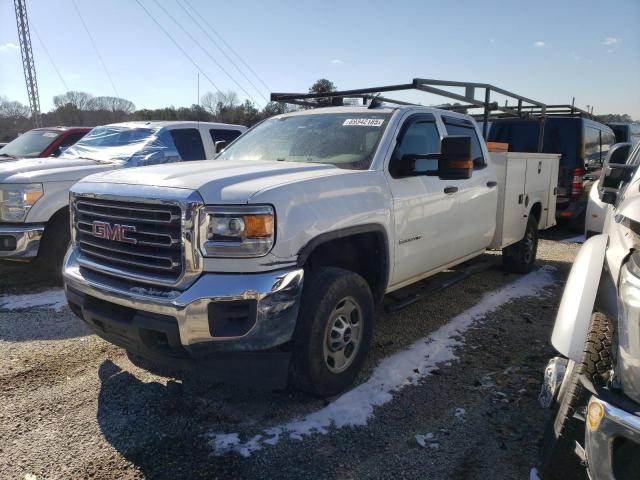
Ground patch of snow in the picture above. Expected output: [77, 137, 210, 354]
[560, 234, 585, 244]
[0, 289, 67, 311]
[415, 432, 434, 447]
[206, 266, 558, 457]
[530, 467, 541, 480]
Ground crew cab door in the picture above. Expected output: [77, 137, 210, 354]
[386, 114, 466, 286]
[441, 116, 498, 256]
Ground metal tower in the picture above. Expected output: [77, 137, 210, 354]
[14, 0, 40, 127]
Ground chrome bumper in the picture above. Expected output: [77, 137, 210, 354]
[585, 395, 640, 479]
[63, 247, 304, 357]
[0, 224, 44, 260]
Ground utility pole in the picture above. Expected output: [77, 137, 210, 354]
[14, 0, 41, 127]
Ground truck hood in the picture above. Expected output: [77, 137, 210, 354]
[0, 157, 119, 183]
[81, 159, 357, 203]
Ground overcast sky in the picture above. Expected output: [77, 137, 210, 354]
[1, 0, 638, 117]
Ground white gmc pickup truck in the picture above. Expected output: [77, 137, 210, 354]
[0, 121, 246, 277]
[63, 105, 559, 396]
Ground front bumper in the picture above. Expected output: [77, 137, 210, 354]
[63, 247, 304, 385]
[585, 395, 640, 479]
[0, 223, 44, 260]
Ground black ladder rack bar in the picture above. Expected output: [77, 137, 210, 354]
[270, 78, 564, 152]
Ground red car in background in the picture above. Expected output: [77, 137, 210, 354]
[0, 126, 91, 161]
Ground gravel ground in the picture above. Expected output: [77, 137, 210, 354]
[0, 235, 583, 479]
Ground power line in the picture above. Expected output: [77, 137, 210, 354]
[150, 0, 259, 105]
[182, 0, 271, 94]
[71, 0, 119, 97]
[31, 21, 69, 92]
[175, 0, 268, 103]
[134, 0, 222, 94]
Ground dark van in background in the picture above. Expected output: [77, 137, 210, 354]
[488, 117, 615, 229]
[608, 122, 640, 147]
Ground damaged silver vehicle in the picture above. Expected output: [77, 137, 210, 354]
[539, 141, 640, 479]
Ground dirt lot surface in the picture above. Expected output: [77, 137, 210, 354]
[0, 235, 584, 479]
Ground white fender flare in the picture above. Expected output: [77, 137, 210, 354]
[551, 234, 609, 361]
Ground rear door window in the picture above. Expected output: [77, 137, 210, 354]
[600, 130, 616, 162]
[443, 117, 486, 169]
[59, 132, 87, 149]
[169, 128, 206, 161]
[584, 127, 601, 167]
[210, 129, 243, 144]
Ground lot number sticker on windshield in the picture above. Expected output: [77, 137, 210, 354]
[343, 118, 385, 127]
[42, 132, 58, 137]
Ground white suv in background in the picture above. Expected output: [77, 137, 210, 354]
[0, 121, 246, 278]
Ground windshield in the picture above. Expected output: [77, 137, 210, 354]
[217, 112, 391, 170]
[0, 130, 60, 158]
[61, 126, 166, 164]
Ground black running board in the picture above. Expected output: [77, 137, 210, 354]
[383, 261, 494, 313]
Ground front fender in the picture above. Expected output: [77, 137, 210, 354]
[551, 234, 608, 360]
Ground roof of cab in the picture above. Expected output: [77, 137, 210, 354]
[31, 126, 92, 132]
[102, 120, 246, 129]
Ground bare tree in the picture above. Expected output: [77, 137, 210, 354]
[201, 90, 239, 117]
[53, 91, 94, 110]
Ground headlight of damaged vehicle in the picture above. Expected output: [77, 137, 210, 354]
[616, 252, 640, 404]
[0, 183, 43, 222]
[200, 205, 275, 257]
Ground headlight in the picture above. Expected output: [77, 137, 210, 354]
[0, 183, 44, 222]
[200, 205, 275, 257]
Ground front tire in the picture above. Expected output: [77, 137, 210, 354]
[539, 312, 613, 479]
[36, 209, 71, 283]
[290, 267, 374, 398]
[503, 215, 539, 273]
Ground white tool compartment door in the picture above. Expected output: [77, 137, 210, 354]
[501, 155, 527, 247]
[525, 156, 552, 227]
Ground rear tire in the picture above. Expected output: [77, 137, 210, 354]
[503, 215, 538, 273]
[36, 209, 71, 283]
[290, 267, 374, 398]
[539, 312, 613, 479]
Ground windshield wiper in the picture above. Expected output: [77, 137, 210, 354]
[0, 153, 16, 158]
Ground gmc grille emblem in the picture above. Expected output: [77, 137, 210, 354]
[91, 221, 137, 244]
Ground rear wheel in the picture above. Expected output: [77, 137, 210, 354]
[503, 215, 538, 273]
[290, 267, 374, 398]
[539, 312, 613, 479]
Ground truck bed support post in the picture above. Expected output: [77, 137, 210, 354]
[482, 88, 491, 139]
[538, 106, 547, 153]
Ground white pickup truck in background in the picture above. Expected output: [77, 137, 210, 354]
[0, 121, 246, 277]
[63, 102, 560, 397]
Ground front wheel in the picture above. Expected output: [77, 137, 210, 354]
[503, 215, 538, 273]
[36, 210, 71, 283]
[539, 312, 613, 479]
[290, 267, 374, 398]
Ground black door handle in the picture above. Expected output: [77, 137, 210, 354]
[486, 181, 498, 188]
[444, 186, 458, 194]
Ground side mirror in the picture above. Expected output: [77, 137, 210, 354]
[608, 142, 632, 165]
[215, 140, 228, 154]
[391, 136, 473, 179]
[598, 142, 635, 205]
[50, 147, 62, 157]
[434, 136, 473, 180]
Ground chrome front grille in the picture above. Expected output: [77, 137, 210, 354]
[73, 196, 184, 284]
